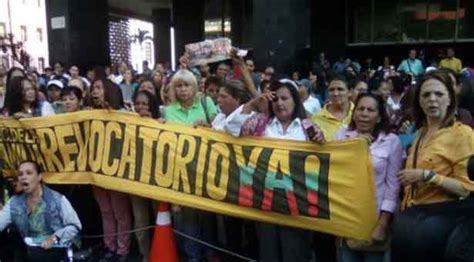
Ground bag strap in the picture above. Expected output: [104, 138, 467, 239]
[406, 59, 413, 74]
[410, 131, 424, 202]
[200, 96, 211, 124]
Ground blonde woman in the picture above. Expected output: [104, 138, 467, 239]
[164, 69, 218, 262]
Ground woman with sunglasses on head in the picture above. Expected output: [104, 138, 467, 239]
[334, 92, 402, 262]
[393, 70, 474, 262]
[240, 79, 325, 262]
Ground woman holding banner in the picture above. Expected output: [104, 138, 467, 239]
[240, 79, 325, 262]
[311, 74, 354, 141]
[164, 69, 218, 262]
[211, 48, 259, 136]
[130, 90, 161, 262]
[2, 77, 55, 118]
[90, 78, 132, 261]
[334, 92, 402, 262]
[393, 70, 474, 262]
[311, 74, 354, 262]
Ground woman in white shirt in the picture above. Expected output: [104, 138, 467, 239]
[240, 79, 325, 262]
[211, 80, 254, 136]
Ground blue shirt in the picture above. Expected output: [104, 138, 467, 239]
[397, 58, 424, 76]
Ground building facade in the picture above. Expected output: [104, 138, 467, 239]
[0, 0, 49, 71]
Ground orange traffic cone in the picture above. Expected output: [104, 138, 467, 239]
[149, 202, 179, 262]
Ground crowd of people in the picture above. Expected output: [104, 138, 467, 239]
[0, 46, 473, 262]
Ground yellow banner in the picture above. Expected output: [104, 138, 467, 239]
[0, 110, 377, 240]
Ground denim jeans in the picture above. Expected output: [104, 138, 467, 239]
[391, 199, 474, 262]
[337, 243, 389, 262]
[173, 207, 217, 260]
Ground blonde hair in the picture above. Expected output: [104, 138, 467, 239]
[170, 69, 198, 102]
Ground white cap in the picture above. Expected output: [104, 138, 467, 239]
[47, 79, 64, 89]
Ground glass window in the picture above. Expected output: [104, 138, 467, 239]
[428, 0, 457, 40]
[458, 0, 474, 39]
[36, 28, 43, 42]
[348, 0, 372, 43]
[20, 26, 27, 42]
[38, 57, 45, 72]
[0, 23, 6, 38]
[144, 41, 152, 64]
[400, 0, 428, 42]
[204, 18, 231, 39]
[374, 1, 400, 42]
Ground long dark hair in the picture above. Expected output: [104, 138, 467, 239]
[6, 67, 26, 87]
[3, 68, 27, 111]
[413, 70, 457, 129]
[133, 90, 161, 119]
[4, 77, 40, 115]
[349, 91, 390, 139]
[90, 78, 124, 110]
[268, 80, 307, 120]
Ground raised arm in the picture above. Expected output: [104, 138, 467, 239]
[230, 48, 258, 98]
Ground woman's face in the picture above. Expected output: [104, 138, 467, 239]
[351, 81, 368, 102]
[139, 81, 155, 95]
[217, 88, 240, 116]
[174, 80, 195, 103]
[134, 93, 152, 117]
[377, 82, 391, 101]
[199, 77, 206, 92]
[328, 80, 350, 107]
[86, 70, 95, 81]
[353, 96, 379, 134]
[346, 67, 356, 76]
[124, 70, 133, 82]
[419, 79, 450, 121]
[153, 72, 162, 85]
[272, 87, 295, 122]
[18, 162, 42, 194]
[22, 80, 36, 104]
[91, 80, 105, 107]
[206, 83, 219, 104]
[62, 92, 81, 113]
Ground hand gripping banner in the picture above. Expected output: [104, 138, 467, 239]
[0, 110, 377, 240]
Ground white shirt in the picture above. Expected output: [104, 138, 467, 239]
[212, 105, 254, 137]
[264, 117, 306, 141]
[41, 101, 56, 116]
[109, 74, 123, 85]
[303, 95, 321, 117]
[387, 95, 403, 111]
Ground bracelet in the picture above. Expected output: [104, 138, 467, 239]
[423, 170, 436, 182]
[429, 175, 444, 186]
